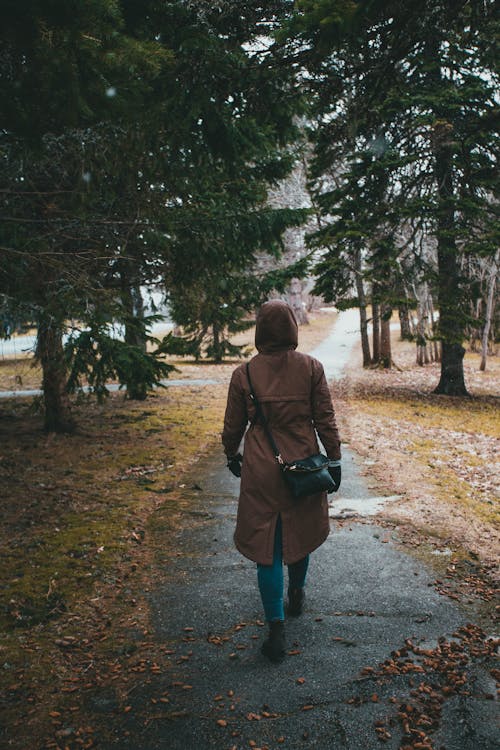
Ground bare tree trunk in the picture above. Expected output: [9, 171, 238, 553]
[398, 304, 412, 341]
[124, 284, 146, 352]
[428, 294, 440, 362]
[121, 266, 147, 400]
[416, 289, 427, 366]
[416, 342, 422, 366]
[372, 299, 381, 364]
[212, 322, 222, 363]
[380, 305, 392, 368]
[36, 317, 75, 433]
[424, 329, 431, 363]
[287, 278, 309, 324]
[480, 251, 499, 371]
[354, 251, 371, 367]
[470, 298, 482, 352]
[430, 95, 468, 394]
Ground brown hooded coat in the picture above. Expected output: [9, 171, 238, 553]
[222, 300, 341, 565]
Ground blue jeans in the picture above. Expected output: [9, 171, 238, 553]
[257, 515, 309, 622]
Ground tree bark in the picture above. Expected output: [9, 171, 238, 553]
[372, 300, 381, 364]
[480, 251, 499, 371]
[398, 304, 412, 341]
[36, 317, 75, 433]
[287, 278, 309, 324]
[121, 267, 148, 400]
[354, 255, 371, 367]
[124, 284, 146, 352]
[428, 40, 468, 395]
[212, 322, 222, 363]
[428, 294, 440, 362]
[470, 297, 482, 352]
[380, 305, 392, 368]
[432, 131, 468, 395]
[416, 286, 429, 365]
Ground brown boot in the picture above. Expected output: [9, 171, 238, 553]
[261, 621, 286, 663]
[287, 587, 305, 616]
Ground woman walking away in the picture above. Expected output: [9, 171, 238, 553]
[222, 300, 341, 663]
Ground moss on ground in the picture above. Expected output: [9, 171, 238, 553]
[349, 394, 499, 438]
[0, 379, 229, 749]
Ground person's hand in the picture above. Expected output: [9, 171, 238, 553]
[328, 460, 341, 492]
[227, 453, 243, 477]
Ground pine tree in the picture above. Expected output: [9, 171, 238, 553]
[138, 1, 309, 360]
[1, 1, 309, 427]
[0, 1, 174, 429]
[283, 0, 499, 393]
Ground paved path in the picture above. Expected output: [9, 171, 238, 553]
[309, 308, 359, 380]
[0, 378, 220, 399]
[99, 314, 497, 749]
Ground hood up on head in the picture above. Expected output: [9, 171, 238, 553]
[255, 300, 298, 354]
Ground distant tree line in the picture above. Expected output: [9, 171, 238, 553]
[1, 0, 498, 432]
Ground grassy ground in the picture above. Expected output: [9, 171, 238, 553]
[0, 385, 229, 749]
[0, 311, 498, 749]
[0, 354, 42, 391]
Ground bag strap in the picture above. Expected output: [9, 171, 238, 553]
[246, 362, 285, 466]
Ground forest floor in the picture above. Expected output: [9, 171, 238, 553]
[0, 310, 498, 749]
[336, 337, 499, 576]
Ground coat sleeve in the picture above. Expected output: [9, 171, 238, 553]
[311, 358, 341, 460]
[222, 367, 248, 457]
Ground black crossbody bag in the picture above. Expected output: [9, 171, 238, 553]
[246, 363, 339, 499]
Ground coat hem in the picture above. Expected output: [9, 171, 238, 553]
[234, 524, 330, 567]
[282, 526, 330, 566]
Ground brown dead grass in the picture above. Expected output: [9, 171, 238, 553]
[0, 354, 42, 391]
[335, 335, 499, 575]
